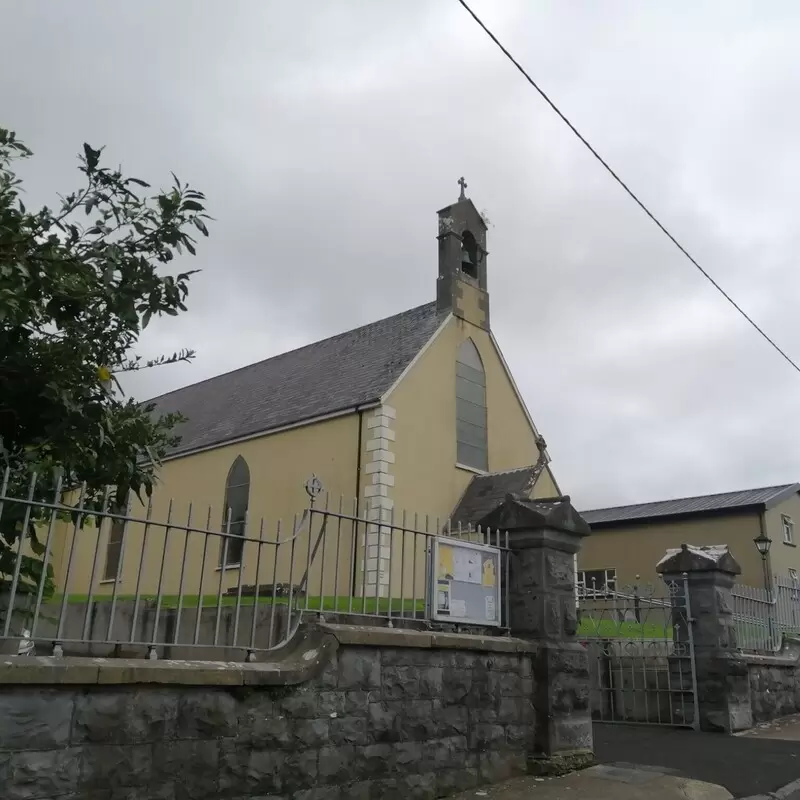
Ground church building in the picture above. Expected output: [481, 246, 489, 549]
[54, 183, 561, 601]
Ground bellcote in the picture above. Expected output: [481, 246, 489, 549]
[436, 178, 490, 330]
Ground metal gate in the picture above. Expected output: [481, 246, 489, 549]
[577, 576, 699, 729]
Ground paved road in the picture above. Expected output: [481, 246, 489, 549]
[593, 722, 800, 798]
[740, 714, 800, 743]
[450, 764, 731, 800]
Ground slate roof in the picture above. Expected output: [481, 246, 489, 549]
[449, 465, 544, 530]
[582, 483, 800, 527]
[148, 302, 447, 457]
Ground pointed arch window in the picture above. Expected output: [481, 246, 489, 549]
[456, 339, 488, 471]
[221, 455, 249, 566]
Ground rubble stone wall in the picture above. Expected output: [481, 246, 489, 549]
[0, 626, 536, 800]
[745, 639, 800, 723]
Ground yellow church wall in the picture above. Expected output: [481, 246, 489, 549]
[387, 314, 547, 526]
[456, 281, 487, 329]
[43, 315, 556, 615]
[531, 466, 559, 500]
[380, 315, 552, 603]
[53, 413, 363, 603]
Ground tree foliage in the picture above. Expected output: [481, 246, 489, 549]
[0, 128, 209, 599]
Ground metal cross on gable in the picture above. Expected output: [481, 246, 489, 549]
[304, 474, 323, 502]
[458, 176, 467, 200]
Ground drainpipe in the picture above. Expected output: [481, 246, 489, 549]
[352, 408, 365, 595]
[354, 408, 365, 515]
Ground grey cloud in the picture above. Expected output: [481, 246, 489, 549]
[3, 0, 800, 511]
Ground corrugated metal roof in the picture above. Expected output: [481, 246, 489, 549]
[148, 302, 447, 457]
[582, 484, 799, 526]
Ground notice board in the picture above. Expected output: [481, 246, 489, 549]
[429, 537, 502, 627]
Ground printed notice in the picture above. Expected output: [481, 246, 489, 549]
[437, 580, 451, 613]
[450, 599, 467, 618]
[453, 549, 481, 584]
[433, 538, 501, 626]
[482, 557, 496, 588]
[438, 544, 454, 580]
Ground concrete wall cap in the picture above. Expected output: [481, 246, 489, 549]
[477, 493, 591, 537]
[742, 635, 800, 666]
[319, 623, 536, 653]
[0, 624, 538, 687]
[656, 543, 742, 576]
[0, 628, 338, 687]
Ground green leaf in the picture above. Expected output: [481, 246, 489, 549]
[82, 143, 101, 171]
[29, 536, 45, 556]
[0, 129, 207, 581]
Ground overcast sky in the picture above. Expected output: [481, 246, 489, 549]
[4, 1, 800, 510]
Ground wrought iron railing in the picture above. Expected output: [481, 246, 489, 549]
[732, 576, 800, 652]
[577, 579, 678, 640]
[577, 577, 700, 728]
[0, 470, 508, 660]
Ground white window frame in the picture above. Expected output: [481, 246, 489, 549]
[783, 514, 795, 545]
[576, 568, 617, 599]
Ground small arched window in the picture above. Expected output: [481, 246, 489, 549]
[221, 455, 249, 566]
[103, 492, 129, 582]
[456, 339, 488, 471]
[461, 230, 478, 280]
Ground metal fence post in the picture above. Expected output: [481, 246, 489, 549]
[682, 573, 701, 731]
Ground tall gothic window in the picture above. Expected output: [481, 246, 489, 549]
[456, 339, 488, 471]
[221, 456, 249, 566]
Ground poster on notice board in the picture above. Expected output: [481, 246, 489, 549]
[431, 537, 501, 626]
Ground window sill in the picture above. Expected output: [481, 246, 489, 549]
[215, 563, 242, 572]
[98, 578, 118, 585]
[783, 541, 797, 548]
[456, 463, 488, 476]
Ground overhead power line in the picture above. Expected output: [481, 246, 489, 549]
[456, 0, 800, 375]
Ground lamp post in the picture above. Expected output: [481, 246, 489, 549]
[753, 531, 772, 592]
[753, 531, 775, 647]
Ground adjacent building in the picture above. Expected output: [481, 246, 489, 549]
[578, 483, 800, 591]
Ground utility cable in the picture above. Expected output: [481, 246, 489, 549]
[456, 0, 800, 375]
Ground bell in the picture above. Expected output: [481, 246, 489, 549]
[461, 249, 474, 266]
